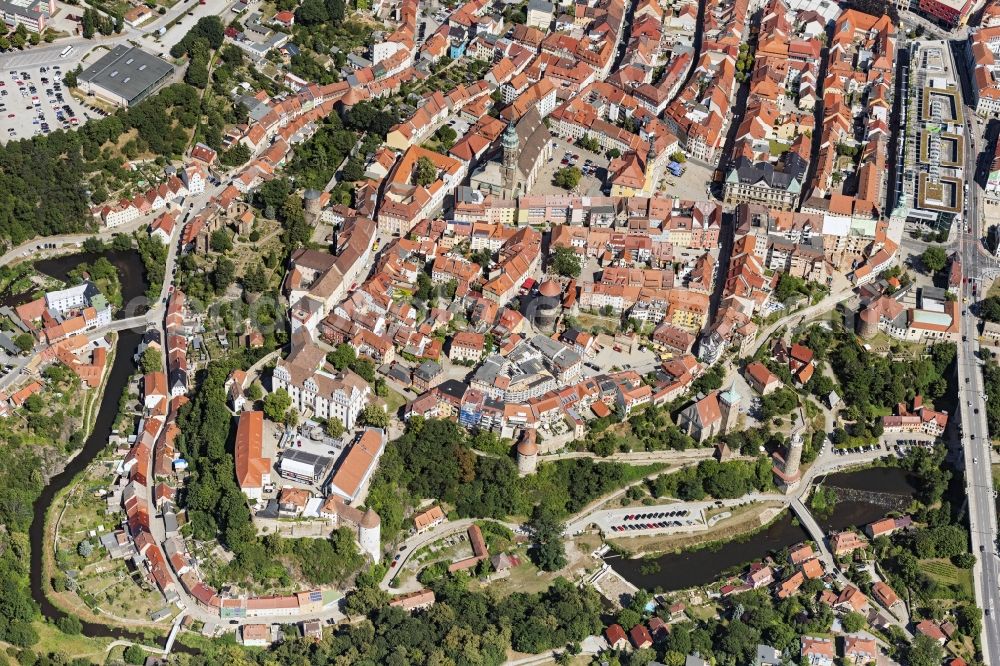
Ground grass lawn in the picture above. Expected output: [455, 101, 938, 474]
[687, 603, 720, 621]
[31, 621, 113, 663]
[988, 277, 1000, 300]
[574, 312, 621, 333]
[384, 387, 407, 417]
[922, 558, 973, 597]
[993, 464, 1000, 490]
[477, 551, 557, 596]
[768, 139, 790, 156]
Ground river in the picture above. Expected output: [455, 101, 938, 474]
[27, 330, 153, 640]
[609, 466, 916, 592]
[25, 249, 166, 643]
[0, 249, 149, 312]
[35, 249, 148, 309]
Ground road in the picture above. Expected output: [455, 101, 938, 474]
[949, 32, 1000, 666]
[0, 0, 236, 71]
[741, 287, 856, 359]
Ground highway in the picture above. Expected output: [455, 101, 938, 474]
[953, 38, 1000, 666]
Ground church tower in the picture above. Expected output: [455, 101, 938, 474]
[502, 122, 520, 196]
[718, 385, 741, 435]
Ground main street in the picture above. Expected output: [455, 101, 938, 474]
[952, 35, 1000, 666]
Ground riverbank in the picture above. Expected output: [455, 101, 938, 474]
[607, 465, 918, 592]
[607, 501, 786, 558]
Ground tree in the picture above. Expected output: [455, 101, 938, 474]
[435, 125, 457, 150]
[13, 333, 33, 353]
[56, 615, 81, 635]
[326, 417, 345, 438]
[263, 389, 292, 423]
[123, 645, 146, 665]
[77, 540, 93, 557]
[552, 246, 582, 278]
[360, 404, 389, 429]
[212, 256, 236, 293]
[553, 166, 581, 190]
[577, 135, 600, 152]
[980, 296, 1000, 323]
[607, 148, 621, 158]
[140, 347, 162, 374]
[841, 611, 865, 632]
[246, 382, 263, 402]
[210, 229, 233, 253]
[327, 344, 356, 371]
[414, 156, 438, 186]
[242, 265, 268, 293]
[954, 552, 977, 568]
[921, 245, 948, 273]
[296, 0, 329, 24]
[23, 394, 42, 413]
[343, 584, 390, 616]
[906, 634, 944, 666]
[529, 505, 567, 572]
[617, 608, 641, 630]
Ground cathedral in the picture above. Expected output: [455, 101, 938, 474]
[469, 106, 553, 199]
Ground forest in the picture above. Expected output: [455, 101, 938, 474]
[178, 576, 603, 665]
[366, 417, 661, 544]
[0, 83, 201, 247]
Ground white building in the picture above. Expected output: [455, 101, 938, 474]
[271, 332, 372, 429]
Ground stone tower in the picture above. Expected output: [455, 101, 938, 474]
[783, 430, 804, 481]
[501, 122, 520, 195]
[303, 188, 323, 225]
[772, 418, 805, 493]
[517, 429, 539, 474]
[359, 508, 381, 563]
[534, 279, 561, 334]
[718, 385, 741, 435]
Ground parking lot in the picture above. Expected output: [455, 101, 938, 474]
[531, 136, 609, 196]
[572, 501, 715, 537]
[0, 63, 94, 142]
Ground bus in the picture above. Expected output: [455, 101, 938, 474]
[59, 46, 73, 58]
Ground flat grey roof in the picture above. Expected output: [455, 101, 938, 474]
[79, 45, 175, 104]
[280, 448, 333, 470]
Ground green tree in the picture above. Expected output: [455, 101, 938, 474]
[841, 611, 865, 632]
[246, 382, 263, 402]
[13, 333, 33, 353]
[296, 0, 329, 24]
[326, 417, 345, 438]
[242, 265, 268, 293]
[123, 644, 146, 665]
[906, 634, 944, 666]
[435, 125, 458, 150]
[56, 615, 82, 635]
[921, 245, 948, 273]
[529, 505, 567, 572]
[414, 156, 438, 186]
[210, 228, 233, 253]
[553, 166, 581, 190]
[263, 388, 292, 423]
[980, 296, 1000, 323]
[140, 346, 162, 374]
[212, 256, 236, 293]
[359, 404, 389, 429]
[327, 343, 356, 370]
[552, 246, 581, 278]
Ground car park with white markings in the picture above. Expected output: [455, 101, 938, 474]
[0, 62, 93, 142]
